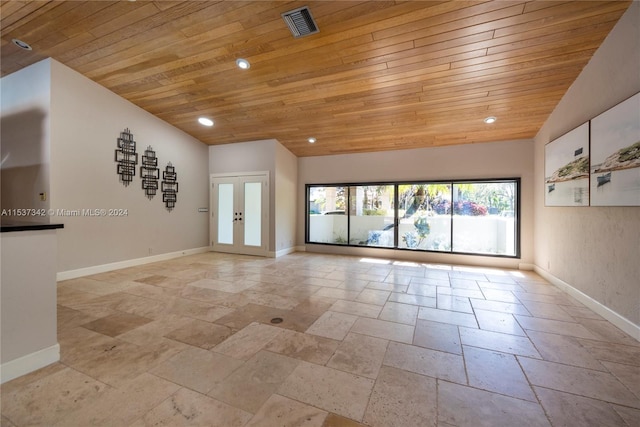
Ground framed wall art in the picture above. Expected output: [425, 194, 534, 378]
[590, 92, 640, 206]
[545, 122, 590, 207]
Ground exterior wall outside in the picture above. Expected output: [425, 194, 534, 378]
[533, 2, 640, 328]
[297, 139, 534, 270]
[309, 214, 515, 255]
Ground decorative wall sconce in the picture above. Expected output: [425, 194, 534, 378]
[114, 128, 138, 186]
[140, 145, 159, 199]
[162, 162, 178, 211]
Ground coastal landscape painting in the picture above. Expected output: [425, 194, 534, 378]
[590, 92, 640, 206]
[545, 122, 590, 206]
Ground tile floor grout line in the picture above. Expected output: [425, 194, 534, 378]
[5, 252, 638, 426]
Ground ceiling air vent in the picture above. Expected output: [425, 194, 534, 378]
[282, 6, 319, 39]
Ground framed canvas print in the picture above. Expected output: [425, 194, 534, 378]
[590, 92, 640, 206]
[545, 122, 590, 206]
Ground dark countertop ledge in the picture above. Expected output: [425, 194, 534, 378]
[1, 221, 64, 233]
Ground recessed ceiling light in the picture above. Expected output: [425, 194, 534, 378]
[12, 38, 32, 51]
[236, 58, 250, 70]
[308, 137, 316, 144]
[484, 116, 497, 124]
[198, 117, 214, 127]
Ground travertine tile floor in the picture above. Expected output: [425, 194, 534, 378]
[2, 252, 639, 426]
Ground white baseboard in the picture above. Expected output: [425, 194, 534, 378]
[518, 263, 535, 271]
[1, 344, 60, 384]
[534, 266, 639, 342]
[57, 247, 210, 281]
[295, 245, 306, 252]
[270, 247, 298, 258]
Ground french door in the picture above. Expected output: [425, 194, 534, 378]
[210, 173, 269, 256]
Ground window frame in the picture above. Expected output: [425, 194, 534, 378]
[305, 178, 521, 259]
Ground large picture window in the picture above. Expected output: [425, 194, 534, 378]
[306, 179, 519, 258]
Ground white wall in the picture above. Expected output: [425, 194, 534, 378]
[298, 139, 534, 269]
[1, 229, 59, 382]
[47, 60, 209, 273]
[275, 143, 298, 254]
[0, 60, 51, 217]
[209, 139, 298, 254]
[209, 139, 278, 175]
[533, 2, 640, 329]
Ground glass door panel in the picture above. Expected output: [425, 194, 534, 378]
[243, 181, 262, 247]
[217, 183, 234, 245]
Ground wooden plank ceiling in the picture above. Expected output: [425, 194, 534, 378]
[0, 1, 632, 157]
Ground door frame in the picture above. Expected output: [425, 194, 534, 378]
[210, 171, 270, 257]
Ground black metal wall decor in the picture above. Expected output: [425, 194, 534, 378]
[114, 128, 138, 186]
[140, 145, 160, 199]
[162, 162, 178, 211]
[114, 128, 180, 212]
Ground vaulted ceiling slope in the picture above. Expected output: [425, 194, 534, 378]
[0, 1, 632, 157]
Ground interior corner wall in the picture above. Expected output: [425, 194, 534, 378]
[208, 139, 278, 252]
[48, 59, 209, 273]
[297, 139, 534, 270]
[533, 2, 640, 328]
[275, 142, 298, 254]
[0, 59, 51, 218]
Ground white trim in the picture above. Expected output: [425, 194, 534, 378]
[295, 245, 306, 252]
[210, 170, 270, 178]
[270, 247, 297, 258]
[518, 263, 535, 271]
[57, 247, 210, 281]
[1, 343, 60, 384]
[303, 244, 523, 270]
[534, 266, 640, 342]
